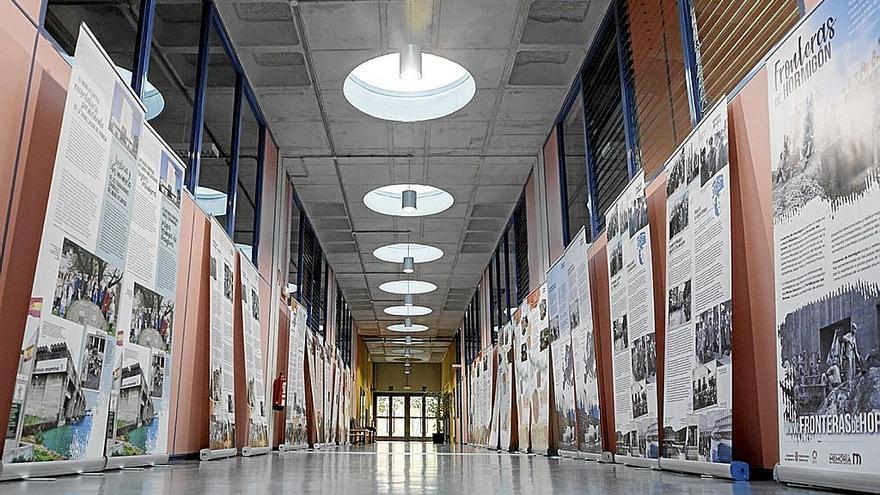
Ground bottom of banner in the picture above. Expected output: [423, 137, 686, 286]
[241, 446, 270, 457]
[659, 458, 749, 481]
[199, 448, 237, 461]
[105, 454, 169, 470]
[775, 463, 879, 494]
[0, 458, 107, 481]
[616, 455, 659, 469]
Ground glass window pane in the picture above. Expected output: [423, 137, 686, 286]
[391, 418, 405, 438]
[288, 206, 300, 302]
[409, 397, 423, 417]
[426, 418, 438, 435]
[44, 0, 138, 69]
[410, 418, 423, 438]
[425, 396, 438, 416]
[563, 93, 590, 240]
[376, 417, 389, 437]
[391, 396, 405, 417]
[233, 102, 260, 252]
[376, 396, 389, 416]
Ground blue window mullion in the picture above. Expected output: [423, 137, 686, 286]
[185, 0, 213, 192]
[612, 0, 639, 179]
[225, 74, 244, 235]
[556, 121, 571, 246]
[677, 0, 703, 126]
[131, 0, 156, 98]
[251, 122, 266, 266]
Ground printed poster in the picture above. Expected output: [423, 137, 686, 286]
[605, 171, 659, 459]
[497, 323, 515, 451]
[513, 297, 534, 452]
[527, 284, 551, 454]
[239, 256, 268, 449]
[566, 228, 603, 454]
[661, 101, 733, 464]
[547, 242, 579, 453]
[207, 219, 237, 451]
[768, 0, 880, 476]
[106, 123, 184, 459]
[284, 301, 308, 447]
[3, 25, 143, 468]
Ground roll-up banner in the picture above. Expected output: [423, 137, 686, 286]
[1, 24, 149, 479]
[527, 284, 551, 455]
[488, 348, 500, 450]
[547, 238, 581, 456]
[105, 122, 184, 469]
[281, 301, 308, 451]
[497, 323, 515, 451]
[605, 171, 659, 467]
[202, 219, 238, 460]
[238, 257, 268, 456]
[659, 101, 742, 479]
[513, 302, 533, 452]
[322, 342, 332, 446]
[768, 1, 880, 492]
[564, 227, 604, 459]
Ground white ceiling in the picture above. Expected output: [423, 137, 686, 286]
[209, 0, 611, 362]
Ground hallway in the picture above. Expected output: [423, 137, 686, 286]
[3, 443, 826, 495]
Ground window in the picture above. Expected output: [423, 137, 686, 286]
[581, 13, 633, 230]
[335, 289, 353, 366]
[288, 204, 303, 302]
[232, 100, 263, 259]
[44, 0, 137, 70]
[561, 92, 591, 239]
[512, 196, 530, 304]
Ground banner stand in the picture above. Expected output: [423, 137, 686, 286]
[576, 451, 603, 462]
[240, 446, 270, 457]
[199, 448, 237, 461]
[558, 449, 578, 458]
[0, 458, 106, 481]
[278, 443, 307, 453]
[599, 451, 614, 463]
[659, 458, 749, 481]
[616, 455, 659, 469]
[105, 454, 169, 470]
[774, 464, 879, 494]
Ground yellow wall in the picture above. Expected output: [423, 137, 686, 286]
[353, 336, 373, 427]
[374, 363, 441, 391]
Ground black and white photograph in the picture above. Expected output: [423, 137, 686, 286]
[210, 367, 222, 402]
[692, 361, 718, 412]
[667, 280, 692, 327]
[695, 299, 732, 365]
[631, 381, 648, 419]
[251, 288, 260, 321]
[81, 330, 107, 391]
[548, 316, 560, 344]
[568, 299, 580, 329]
[129, 282, 174, 352]
[668, 190, 689, 240]
[609, 240, 623, 279]
[627, 193, 648, 238]
[696, 409, 733, 463]
[699, 130, 727, 187]
[666, 152, 688, 196]
[631, 333, 657, 383]
[210, 256, 217, 281]
[108, 80, 143, 157]
[521, 343, 528, 362]
[540, 327, 551, 351]
[52, 237, 123, 333]
[613, 315, 628, 352]
[159, 151, 183, 207]
[778, 283, 880, 421]
[150, 352, 165, 398]
[223, 262, 233, 301]
[606, 203, 622, 239]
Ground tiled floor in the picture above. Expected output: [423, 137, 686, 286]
[1, 442, 831, 494]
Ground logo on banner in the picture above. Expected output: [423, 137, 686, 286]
[829, 452, 862, 466]
[712, 175, 725, 216]
[637, 232, 647, 265]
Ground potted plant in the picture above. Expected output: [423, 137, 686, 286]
[429, 392, 451, 443]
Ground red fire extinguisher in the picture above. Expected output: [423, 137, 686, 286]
[273, 372, 287, 411]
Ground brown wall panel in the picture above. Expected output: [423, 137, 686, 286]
[233, 255, 247, 449]
[12, 0, 42, 25]
[272, 304, 290, 447]
[543, 129, 564, 263]
[525, 175, 540, 290]
[728, 69, 779, 470]
[258, 133, 278, 283]
[587, 236, 615, 453]
[0, 33, 69, 455]
[645, 173, 667, 445]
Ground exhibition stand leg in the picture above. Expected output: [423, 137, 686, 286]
[199, 448, 238, 461]
[774, 464, 879, 494]
[105, 454, 170, 470]
[659, 458, 750, 481]
[277, 443, 307, 453]
[615, 455, 659, 469]
[558, 449, 578, 459]
[240, 446, 270, 457]
[0, 458, 107, 481]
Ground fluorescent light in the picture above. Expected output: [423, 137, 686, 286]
[364, 184, 453, 217]
[195, 187, 228, 216]
[401, 189, 417, 212]
[402, 256, 415, 273]
[387, 323, 429, 332]
[399, 44, 422, 81]
[379, 280, 437, 295]
[373, 243, 444, 264]
[384, 305, 431, 316]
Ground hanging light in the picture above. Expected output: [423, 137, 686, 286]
[399, 44, 422, 81]
[401, 189, 417, 212]
[402, 256, 415, 274]
[404, 348, 412, 358]
[405, 318, 413, 328]
[404, 368, 411, 375]
[404, 361, 411, 367]
[405, 335, 412, 345]
[404, 294, 414, 307]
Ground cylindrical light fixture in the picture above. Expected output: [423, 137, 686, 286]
[404, 368, 411, 375]
[399, 44, 422, 81]
[401, 189, 417, 212]
[404, 294, 414, 307]
[404, 348, 412, 358]
[404, 361, 411, 367]
[405, 335, 412, 345]
[402, 256, 415, 274]
[404, 318, 413, 328]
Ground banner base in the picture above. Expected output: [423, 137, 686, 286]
[105, 454, 169, 470]
[600, 451, 615, 463]
[278, 443, 308, 453]
[240, 446, 270, 457]
[0, 458, 106, 481]
[577, 451, 603, 462]
[659, 458, 749, 481]
[199, 448, 237, 461]
[616, 455, 659, 469]
[774, 463, 879, 494]
[558, 449, 578, 459]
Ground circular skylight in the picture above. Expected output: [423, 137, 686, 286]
[373, 243, 444, 264]
[343, 52, 475, 122]
[379, 280, 437, 295]
[384, 305, 433, 317]
[364, 184, 453, 217]
[387, 323, 430, 333]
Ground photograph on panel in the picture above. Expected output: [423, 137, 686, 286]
[668, 279, 692, 327]
[613, 315, 629, 352]
[692, 360, 718, 412]
[53, 237, 122, 334]
[129, 282, 173, 352]
[108, 81, 143, 157]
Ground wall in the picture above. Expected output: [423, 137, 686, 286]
[374, 363, 442, 392]
[353, 336, 373, 427]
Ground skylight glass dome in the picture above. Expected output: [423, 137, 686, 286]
[373, 243, 443, 264]
[384, 305, 433, 317]
[379, 280, 437, 295]
[343, 52, 475, 122]
[363, 184, 453, 217]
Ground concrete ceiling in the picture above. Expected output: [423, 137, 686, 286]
[214, 0, 610, 362]
[49, 0, 609, 363]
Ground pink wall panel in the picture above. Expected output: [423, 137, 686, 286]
[645, 173, 667, 445]
[524, 175, 541, 291]
[12, 0, 42, 25]
[543, 129, 565, 264]
[0, 32, 69, 454]
[258, 133, 278, 283]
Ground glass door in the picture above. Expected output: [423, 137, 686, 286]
[373, 393, 432, 440]
[390, 396, 406, 438]
[409, 396, 424, 439]
[376, 396, 390, 437]
[425, 395, 439, 438]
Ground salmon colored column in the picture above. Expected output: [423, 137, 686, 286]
[646, 174, 668, 448]
[543, 129, 565, 264]
[587, 236, 615, 453]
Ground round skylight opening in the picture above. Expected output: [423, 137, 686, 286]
[379, 280, 437, 295]
[364, 184, 453, 217]
[388, 323, 430, 333]
[343, 52, 475, 122]
[384, 305, 433, 317]
[373, 243, 444, 264]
